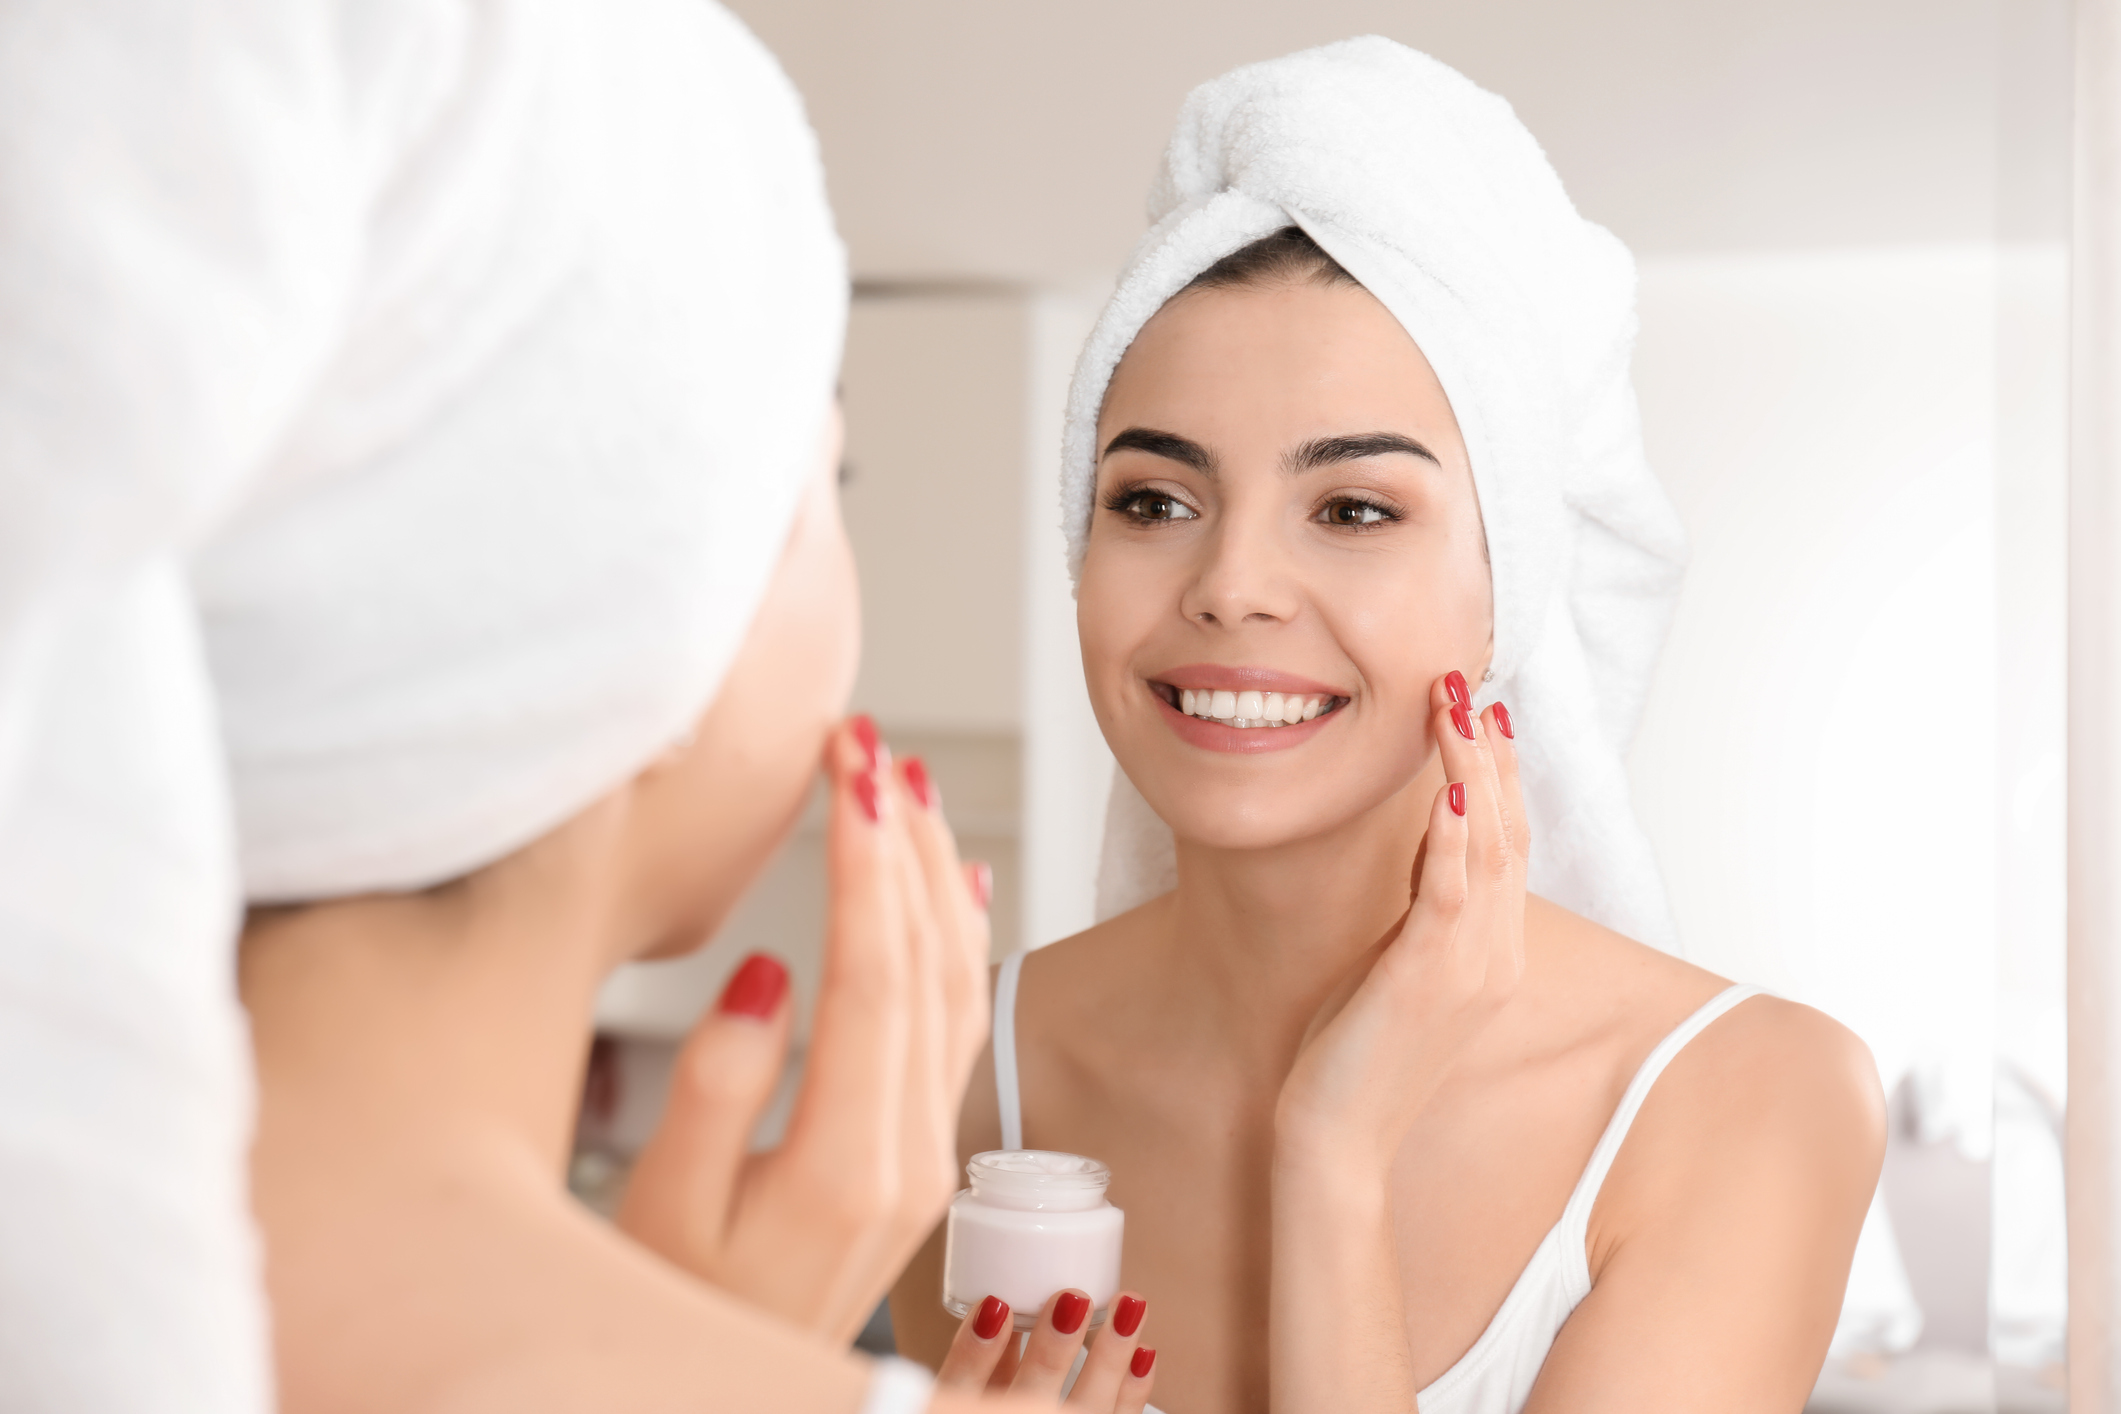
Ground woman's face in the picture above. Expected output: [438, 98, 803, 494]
[627, 408, 862, 957]
[1079, 279, 1493, 851]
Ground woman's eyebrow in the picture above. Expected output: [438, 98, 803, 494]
[1101, 427, 1218, 475]
[1287, 432, 1441, 471]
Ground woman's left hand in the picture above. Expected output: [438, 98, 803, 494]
[616, 720, 993, 1342]
[935, 1290, 1159, 1412]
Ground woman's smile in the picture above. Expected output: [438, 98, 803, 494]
[1147, 665, 1351, 753]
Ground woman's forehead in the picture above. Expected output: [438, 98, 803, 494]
[1099, 281, 1463, 463]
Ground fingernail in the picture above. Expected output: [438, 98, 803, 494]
[1450, 702, 1475, 740]
[716, 952, 788, 1019]
[1052, 1290, 1090, 1335]
[1113, 1294, 1146, 1338]
[853, 770, 882, 823]
[1449, 782, 1466, 817]
[973, 1295, 1010, 1341]
[850, 714, 880, 771]
[969, 861, 993, 912]
[1445, 670, 1470, 709]
[1131, 1348, 1157, 1379]
[904, 756, 937, 810]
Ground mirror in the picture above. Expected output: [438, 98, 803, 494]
[579, 5, 2075, 1407]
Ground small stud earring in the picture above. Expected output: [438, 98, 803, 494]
[1481, 668, 1495, 684]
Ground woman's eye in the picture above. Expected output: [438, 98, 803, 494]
[1118, 491, 1198, 522]
[1319, 499, 1395, 527]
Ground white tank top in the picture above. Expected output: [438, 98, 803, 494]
[991, 951, 1762, 1414]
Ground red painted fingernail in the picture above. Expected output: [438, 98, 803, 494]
[852, 770, 881, 823]
[1445, 670, 1470, 709]
[1131, 1347, 1157, 1379]
[1113, 1294, 1146, 1338]
[973, 1295, 1010, 1340]
[1449, 782, 1466, 817]
[969, 861, 993, 912]
[850, 714, 880, 771]
[1052, 1290, 1090, 1335]
[1493, 702, 1514, 739]
[716, 952, 788, 1019]
[904, 756, 937, 810]
[1450, 702, 1475, 740]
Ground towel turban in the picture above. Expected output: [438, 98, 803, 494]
[1065, 38, 1687, 949]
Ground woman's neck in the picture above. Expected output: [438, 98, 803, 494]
[1157, 753, 1447, 1072]
[240, 797, 639, 1177]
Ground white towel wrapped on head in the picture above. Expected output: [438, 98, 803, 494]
[0, 2, 844, 1405]
[1065, 37, 1687, 950]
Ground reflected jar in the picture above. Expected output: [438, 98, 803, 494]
[942, 1150, 1125, 1332]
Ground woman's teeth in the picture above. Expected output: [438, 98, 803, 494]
[1177, 687, 1329, 729]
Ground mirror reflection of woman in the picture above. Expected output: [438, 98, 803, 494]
[895, 41, 1883, 1414]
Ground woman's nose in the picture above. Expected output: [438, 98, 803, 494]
[1178, 511, 1300, 627]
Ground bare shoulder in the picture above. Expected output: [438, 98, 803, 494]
[1594, 987, 1886, 1266]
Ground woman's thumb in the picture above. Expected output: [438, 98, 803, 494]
[617, 952, 794, 1259]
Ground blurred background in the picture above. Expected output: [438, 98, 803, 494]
[577, 4, 2072, 1408]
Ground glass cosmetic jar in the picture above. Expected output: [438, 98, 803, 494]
[942, 1150, 1125, 1332]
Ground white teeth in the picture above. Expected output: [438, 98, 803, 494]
[1172, 686, 1337, 728]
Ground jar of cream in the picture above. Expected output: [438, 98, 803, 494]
[942, 1150, 1125, 1331]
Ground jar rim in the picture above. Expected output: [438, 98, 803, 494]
[966, 1149, 1111, 1203]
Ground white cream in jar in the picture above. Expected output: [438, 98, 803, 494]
[942, 1150, 1125, 1331]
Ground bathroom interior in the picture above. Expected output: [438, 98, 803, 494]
[567, 3, 2071, 1409]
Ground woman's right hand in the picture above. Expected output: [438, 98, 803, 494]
[935, 1290, 1158, 1412]
[617, 716, 994, 1342]
[1272, 671, 1528, 1172]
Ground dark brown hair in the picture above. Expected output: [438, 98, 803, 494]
[1183, 226, 1360, 294]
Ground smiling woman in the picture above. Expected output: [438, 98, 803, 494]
[890, 38, 1883, 1414]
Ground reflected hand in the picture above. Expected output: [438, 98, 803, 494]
[1273, 671, 1528, 1172]
[617, 717, 993, 1341]
[936, 1290, 1159, 1412]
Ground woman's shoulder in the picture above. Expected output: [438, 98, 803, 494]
[1528, 895, 1885, 1237]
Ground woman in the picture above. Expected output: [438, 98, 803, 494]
[0, 1, 1150, 1409]
[893, 40, 1883, 1412]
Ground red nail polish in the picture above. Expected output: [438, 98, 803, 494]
[850, 714, 880, 771]
[717, 953, 788, 1019]
[904, 756, 937, 810]
[1493, 702, 1513, 739]
[1450, 702, 1475, 740]
[969, 861, 993, 912]
[1052, 1291, 1089, 1335]
[1113, 1295, 1146, 1338]
[1449, 781, 1466, 817]
[974, 1295, 1010, 1341]
[1445, 670, 1470, 709]
[1130, 1348, 1157, 1379]
[852, 770, 881, 823]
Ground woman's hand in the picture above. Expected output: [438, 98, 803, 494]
[1268, 672, 1526, 1413]
[617, 717, 993, 1342]
[935, 1290, 1158, 1412]
[1273, 671, 1527, 1170]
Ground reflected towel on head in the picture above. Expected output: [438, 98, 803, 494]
[1066, 37, 1686, 949]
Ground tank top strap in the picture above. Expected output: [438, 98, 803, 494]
[993, 948, 1029, 1151]
[1555, 983, 1767, 1291]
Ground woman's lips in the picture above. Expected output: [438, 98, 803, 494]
[1154, 663, 1344, 697]
[1151, 686, 1344, 754]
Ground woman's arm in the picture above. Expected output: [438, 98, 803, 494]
[1269, 678, 1527, 1412]
[1521, 1000, 1885, 1413]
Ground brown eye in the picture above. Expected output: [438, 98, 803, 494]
[1319, 498, 1393, 527]
[1120, 491, 1198, 523]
